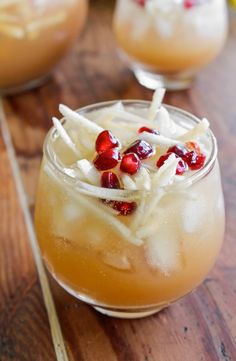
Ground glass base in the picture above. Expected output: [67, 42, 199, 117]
[0, 74, 50, 96]
[132, 65, 194, 91]
[94, 305, 165, 319]
[52, 274, 168, 319]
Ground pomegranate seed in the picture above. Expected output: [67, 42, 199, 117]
[95, 130, 120, 154]
[138, 126, 160, 135]
[124, 140, 154, 160]
[94, 149, 121, 171]
[113, 201, 137, 216]
[185, 141, 201, 154]
[168, 144, 189, 158]
[156, 152, 188, 175]
[134, 0, 146, 7]
[101, 172, 120, 189]
[183, 151, 206, 170]
[183, 0, 196, 9]
[120, 153, 141, 175]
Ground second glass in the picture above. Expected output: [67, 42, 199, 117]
[0, 0, 88, 95]
[113, 0, 228, 90]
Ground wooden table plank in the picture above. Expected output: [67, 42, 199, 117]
[1, 1, 236, 360]
[0, 106, 57, 361]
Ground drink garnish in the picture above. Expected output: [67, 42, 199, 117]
[51, 88, 209, 224]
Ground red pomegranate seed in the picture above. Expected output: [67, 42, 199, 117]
[138, 126, 160, 135]
[185, 141, 201, 154]
[168, 144, 189, 158]
[134, 0, 146, 7]
[101, 172, 120, 189]
[113, 201, 137, 216]
[183, 0, 196, 9]
[124, 140, 154, 160]
[120, 153, 141, 175]
[156, 152, 188, 175]
[95, 130, 120, 154]
[94, 149, 121, 171]
[183, 151, 206, 170]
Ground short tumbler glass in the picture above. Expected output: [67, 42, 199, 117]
[35, 101, 225, 319]
[113, 0, 228, 90]
[0, 0, 88, 95]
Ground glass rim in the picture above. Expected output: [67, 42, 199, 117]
[43, 100, 217, 193]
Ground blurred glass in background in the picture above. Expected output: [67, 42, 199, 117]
[0, 0, 88, 95]
[229, 0, 236, 8]
[113, 0, 228, 90]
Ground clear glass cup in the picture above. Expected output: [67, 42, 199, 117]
[0, 0, 88, 95]
[35, 101, 225, 319]
[113, 0, 228, 90]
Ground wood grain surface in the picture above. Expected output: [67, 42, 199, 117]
[1, 1, 236, 360]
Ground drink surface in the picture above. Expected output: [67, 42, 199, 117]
[0, 0, 87, 90]
[35, 94, 225, 308]
[113, 0, 227, 73]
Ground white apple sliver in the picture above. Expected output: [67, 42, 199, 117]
[75, 180, 139, 202]
[76, 159, 100, 185]
[134, 167, 151, 191]
[44, 162, 142, 245]
[152, 154, 179, 188]
[141, 190, 165, 225]
[142, 163, 157, 172]
[74, 193, 143, 246]
[122, 174, 137, 190]
[177, 118, 210, 141]
[148, 88, 166, 121]
[93, 102, 125, 129]
[68, 129, 94, 152]
[141, 155, 179, 223]
[98, 101, 123, 120]
[63, 167, 77, 178]
[59, 104, 103, 135]
[130, 193, 146, 231]
[52, 117, 81, 157]
[102, 253, 131, 270]
[112, 109, 152, 124]
[139, 131, 181, 146]
[154, 106, 176, 136]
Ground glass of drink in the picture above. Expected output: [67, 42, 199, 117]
[113, 0, 228, 90]
[0, 0, 88, 95]
[35, 89, 225, 318]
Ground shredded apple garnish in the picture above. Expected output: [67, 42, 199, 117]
[51, 88, 209, 221]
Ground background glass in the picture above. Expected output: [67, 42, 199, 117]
[0, 0, 88, 95]
[113, 0, 228, 90]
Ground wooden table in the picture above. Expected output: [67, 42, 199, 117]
[1, 2, 236, 360]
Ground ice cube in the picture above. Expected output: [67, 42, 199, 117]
[145, 227, 181, 275]
[182, 197, 206, 234]
[102, 252, 131, 271]
[63, 204, 83, 221]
